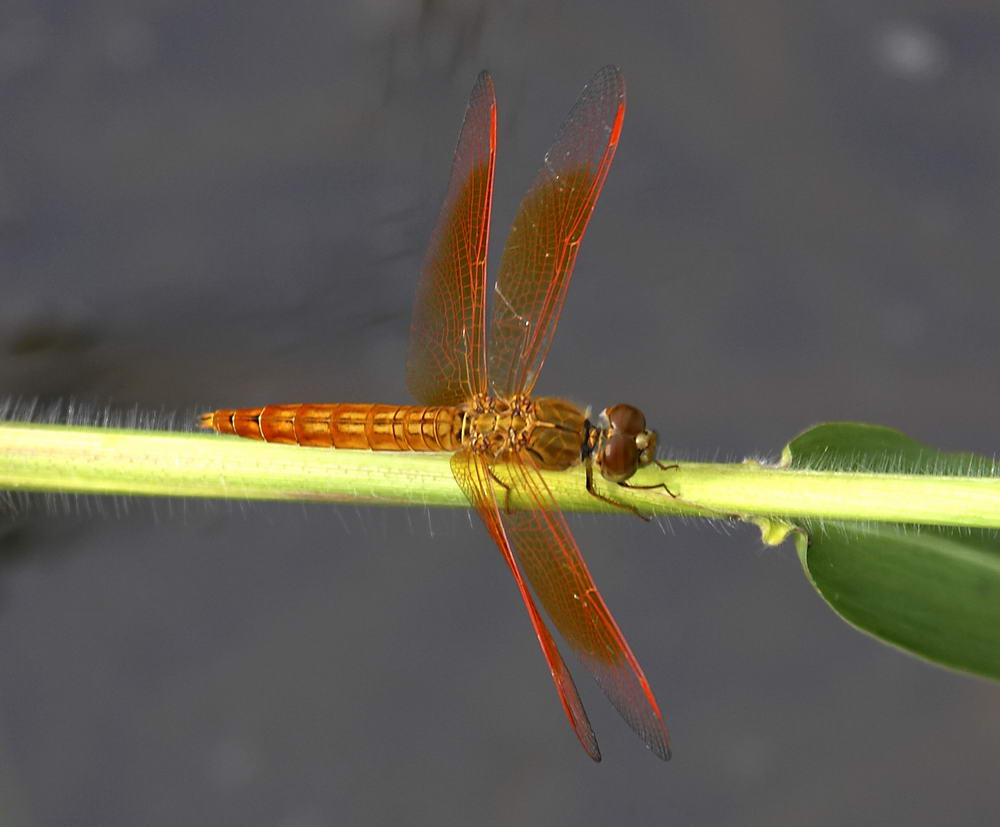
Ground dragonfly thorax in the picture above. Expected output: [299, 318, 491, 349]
[462, 395, 588, 470]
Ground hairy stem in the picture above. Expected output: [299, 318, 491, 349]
[1, 422, 998, 528]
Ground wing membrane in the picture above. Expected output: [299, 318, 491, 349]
[407, 72, 496, 405]
[489, 65, 625, 396]
[450, 450, 601, 761]
[421, 69, 664, 761]
[500, 452, 671, 760]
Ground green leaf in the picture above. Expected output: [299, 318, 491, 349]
[786, 423, 1000, 681]
[782, 422, 997, 476]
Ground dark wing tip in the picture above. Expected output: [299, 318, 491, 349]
[641, 715, 672, 761]
[472, 70, 495, 102]
[591, 64, 626, 99]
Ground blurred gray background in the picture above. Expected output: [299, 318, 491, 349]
[2, 1, 1000, 824]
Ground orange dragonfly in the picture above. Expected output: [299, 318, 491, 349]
[202, 66, 670, 761]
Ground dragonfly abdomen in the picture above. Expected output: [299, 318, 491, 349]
[201, 403, 463, 451]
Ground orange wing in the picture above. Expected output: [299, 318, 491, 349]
[406, 72, 496, 405]
[450, 450, 602, 761]
[501, 452, 672, 761]
[489, 65, 625, 397]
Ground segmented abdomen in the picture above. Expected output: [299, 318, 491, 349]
[200, 403, 464, 451]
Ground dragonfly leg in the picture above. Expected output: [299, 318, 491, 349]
[620, 461, 680, 498]
[585, 460, 652, 521]
[625, 462, 744, 521]
[486, 464, 515, 513]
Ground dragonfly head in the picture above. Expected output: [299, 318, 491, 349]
[595, 403, 658, 483]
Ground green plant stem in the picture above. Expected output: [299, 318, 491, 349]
[1, 421, 999, 527]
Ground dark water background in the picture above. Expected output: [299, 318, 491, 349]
[2, 2, 999, 824]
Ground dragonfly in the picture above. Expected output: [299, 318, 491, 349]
[201, 66, 671, 762]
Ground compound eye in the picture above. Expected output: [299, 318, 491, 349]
[600, 433, 640, 483]
[605, 404, 646, 437]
